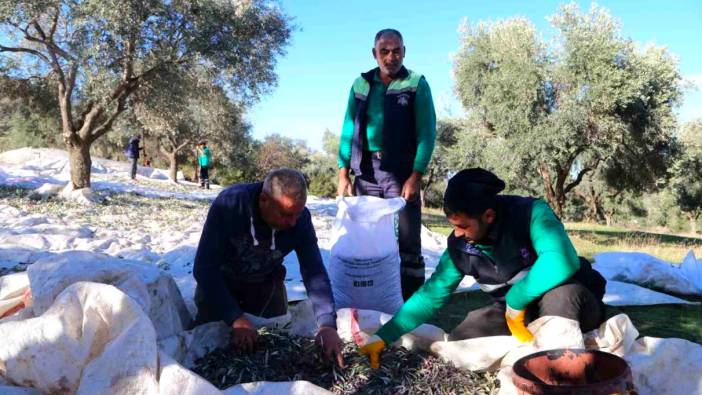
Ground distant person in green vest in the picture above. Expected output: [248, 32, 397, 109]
[360, 168, 607, 368]
[337, 28, 437, 300]
[197, 141, 212, 189]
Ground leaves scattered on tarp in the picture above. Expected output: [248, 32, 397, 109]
[192, 328, 499, 394]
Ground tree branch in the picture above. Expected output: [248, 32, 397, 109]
[49, 6, 60, 39]
[0, 45, 51, 64]
[31, 20, 75, 62]
[564, 158, 601, 195]
[159, 144, 171, 157]
[175, 139, 190, 153]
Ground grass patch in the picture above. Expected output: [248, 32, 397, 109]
[565, 222, 702, 263]
[422, 212, 702, 343]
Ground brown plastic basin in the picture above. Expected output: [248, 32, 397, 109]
[512, 348, 636, 394]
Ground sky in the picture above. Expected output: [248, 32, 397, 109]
[247, 0, 702, 151]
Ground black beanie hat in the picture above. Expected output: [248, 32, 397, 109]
[443, 168, 506, 217]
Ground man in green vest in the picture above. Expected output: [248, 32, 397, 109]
[360, 168, 607, 368]
[337, 29, 437, 300]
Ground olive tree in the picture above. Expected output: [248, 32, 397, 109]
[0, 0, 291, 188]
[671, 120, 702, 233]
[452, 3, 681, 217]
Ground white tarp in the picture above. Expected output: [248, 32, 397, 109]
[0, 273, 30, 318]
[1, 147, 700, 394]
[223, 381, 332, 395]
[26, 251, 192, 340]
[595, 250, 702, 295]
[0, 281, 263, 395]
[603, 280, 699, 305]
[1, 149, 696, 309]
[0, 282, 160, 394]
[0, 271, 330, 394]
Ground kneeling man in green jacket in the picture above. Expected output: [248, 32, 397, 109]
[361, 168, 606, 368]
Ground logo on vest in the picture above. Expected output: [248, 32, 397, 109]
[397, 93, 410, 107]
[520, 247, 532, 261]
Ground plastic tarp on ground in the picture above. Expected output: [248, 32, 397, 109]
[337, 308, 702, 395]
[594, 250, 702, 295]
[0, 256, 332, 394]
[0, 281, 212, 394]
[1, 257, 701, 394]
[26, 250, 192, 340]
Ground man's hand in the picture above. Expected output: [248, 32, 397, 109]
[315, 326, 345, 368]
[401, 172, 422, 202]
[359, 334, 386, 369]
[337, 168, 354, 197]
[231, 315, 257, 352]
[505, 305, 534, 343]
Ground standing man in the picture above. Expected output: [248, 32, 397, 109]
[337, 29, 437, 300]
[193, 168, 344, 367]
[125, 135, 143, 180]
[197, 141, 212, 189]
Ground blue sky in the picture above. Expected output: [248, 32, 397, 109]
[247, 0, 702, 151]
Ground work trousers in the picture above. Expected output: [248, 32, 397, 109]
[130, 157, 138, 179]
[199, 166, 210, 189]
[194, 265, 288, 325]
[448, 283, 606, 340]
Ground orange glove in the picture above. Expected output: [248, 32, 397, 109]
[505, 305, 534, 343]
[359, 335, 386, 369]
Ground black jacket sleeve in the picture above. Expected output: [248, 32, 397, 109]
[295, 209, 337, 329]
[193, 195, 243, 325]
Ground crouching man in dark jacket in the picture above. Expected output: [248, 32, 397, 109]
[361, 168, 606, 368]
[194, 168, 344, 367]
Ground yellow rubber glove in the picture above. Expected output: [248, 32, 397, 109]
[505, 305, 534, 343]
[359, 334, 386, 369]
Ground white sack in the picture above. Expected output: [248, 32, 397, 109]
[329, 196, 405, 314]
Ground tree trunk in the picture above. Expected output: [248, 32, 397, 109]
[688, 213, 698, 235]
[67, 141, 92, 189]
[546, 192, 565, 219]
[538, 164, 564, 218]
[168, 152, 178, 183]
